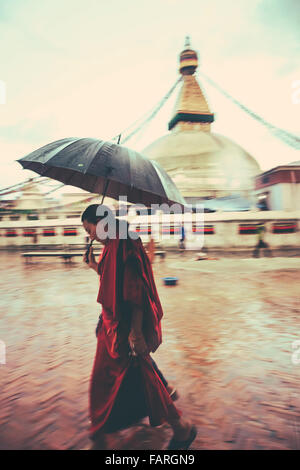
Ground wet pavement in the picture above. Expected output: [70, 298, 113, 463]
[0, 252, 299, 450]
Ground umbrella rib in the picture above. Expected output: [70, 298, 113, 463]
[84, 140, 109, 175]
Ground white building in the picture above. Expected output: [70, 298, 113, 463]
[254, 161, 300, 211]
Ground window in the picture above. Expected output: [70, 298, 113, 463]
[43, 228, 56, 236]
[63, 227, 78, 236]
[239, 224, 258, 235]
[134, 225, 152, 235]
[272, 223, 297, 234]
[23, 229, 37, 237]
[6, 229, 17, 237]
[27, 214, 39, 220]
[262, 175, 269, 184]
[192, 224, 215, 234]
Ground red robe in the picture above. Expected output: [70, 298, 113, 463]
[89, 236, 180, 438]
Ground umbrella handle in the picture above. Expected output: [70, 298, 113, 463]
[101, 179, 110, 204]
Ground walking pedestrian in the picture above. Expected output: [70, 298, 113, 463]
[179, 224, 186, 251]
[253, 222, 272, 258]
[81, 204, 197, 450]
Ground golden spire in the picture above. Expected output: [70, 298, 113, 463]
[179, 36, 198, 75]
[168, 37, 214, 132]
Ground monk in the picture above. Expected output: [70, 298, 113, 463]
[81, 204, 197, 450]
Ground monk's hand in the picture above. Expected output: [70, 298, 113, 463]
[128, 330, 148, 357]
[85, 246, 98, 272]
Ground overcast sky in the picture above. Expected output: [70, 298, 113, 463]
[0, 0, 299, 190]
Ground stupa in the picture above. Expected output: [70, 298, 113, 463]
[142, 37, 261, 203]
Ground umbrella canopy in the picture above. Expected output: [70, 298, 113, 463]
[17, 137, 186, 207]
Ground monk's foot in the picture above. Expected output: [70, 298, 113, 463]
[90, 434, 107, 450]
[168, 420, 197, 450]
[90, 441, 106, 450]
[172, 420, 192, 441]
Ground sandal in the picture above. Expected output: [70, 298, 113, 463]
[167, 425, 197, 450]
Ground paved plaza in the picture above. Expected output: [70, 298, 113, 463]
[0, 253, 299, 450]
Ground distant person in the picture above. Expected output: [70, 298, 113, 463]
[258, 197, 269, 211]
[179, 224, 186, 251]
[253, 222, 272, 258]
[81, 204, 197, 450]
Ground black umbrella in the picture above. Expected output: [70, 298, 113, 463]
[17, 137, 186, 207]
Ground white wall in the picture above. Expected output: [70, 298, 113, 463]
[262, 184, 300, 211]
[0, 212, 299, 250]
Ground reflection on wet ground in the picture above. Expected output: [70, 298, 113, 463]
[0, 252, 299, 450]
